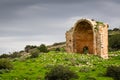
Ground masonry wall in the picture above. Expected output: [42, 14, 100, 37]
[66, 19, 108, 59]
[66, 29, 73, 53]
[96, 24, 108, 58]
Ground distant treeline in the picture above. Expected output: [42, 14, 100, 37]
[0, 28, 119, 58]
[108, 27, 120, 51]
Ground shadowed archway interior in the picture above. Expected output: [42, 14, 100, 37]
[73, 21, 94, 54]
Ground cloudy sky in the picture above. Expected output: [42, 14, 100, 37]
[0, 0, 120, 54]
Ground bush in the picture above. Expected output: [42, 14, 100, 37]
[0, 52, 22, 59]
[9, 52, 21, 58]
[106, 65, 120, 80]
[113, 28, 120, 31]
[30, 49, 40, 58]
[38, 44, 48, 53]
[0, 59, 13, 70]
[55, 48, 60, 52]
[45, 65, 78, 80]
[0, 54, 9, 58]
[24, 45, 37, 53]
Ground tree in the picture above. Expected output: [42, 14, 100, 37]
[113, 28, 120, 31]
[38, 44, 48, 53]
[0, 59, 13, 70]
[0, 54, 9, 58]
[24, 45, 37, 53]
[9, 52, 21, 58]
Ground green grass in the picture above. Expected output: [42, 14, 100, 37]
[0, 51, 120, 80]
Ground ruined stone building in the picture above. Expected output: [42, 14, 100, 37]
[66, 18, 108, 59]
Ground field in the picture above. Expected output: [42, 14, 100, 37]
[0, 50, 120, 80]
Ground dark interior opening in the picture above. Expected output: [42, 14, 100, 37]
[73, 21, 94, 54]
[83, 46, 89, 54]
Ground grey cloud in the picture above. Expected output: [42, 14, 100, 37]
[0, 0, 119, 20]
[0, 0, 120, 54]
[0, 17, 67, 37]
[0, 0, 120, 37]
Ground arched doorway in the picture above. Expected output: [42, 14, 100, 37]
[73, 21, 94, 54]
[83, 46, 89, 54]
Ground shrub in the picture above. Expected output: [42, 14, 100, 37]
[45, 65, 78, 80]
[9, 52, 21, 58]
[106, 65, 120, 80]
[0, 59, 13, 70]
[31, 53, 39, 58]
[24, 45, 37, 53]
[0, 52, 22, 59]
[0, 54, 9, 58]
[113, 28, 120, 31]
[55, 48, 60, 52]
[30, 49, 40, 58]
[38, 44, 48, 53]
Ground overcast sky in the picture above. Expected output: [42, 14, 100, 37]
[0, 0, 120, 54]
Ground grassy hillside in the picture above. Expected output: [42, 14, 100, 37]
[0, 51, 120, 80]
[108, 30, 120, 35]
[47, 42, 66, 51]
[0, 29, 119, 80]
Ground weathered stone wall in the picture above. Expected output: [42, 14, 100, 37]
[66, 18, 108, 59]
[66, 27, 74, 53]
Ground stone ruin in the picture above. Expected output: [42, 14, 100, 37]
[66, 18, 108, 59]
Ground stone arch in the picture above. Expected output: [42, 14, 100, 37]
[66, 18, 108, 59]
[73, 19, 95, 54]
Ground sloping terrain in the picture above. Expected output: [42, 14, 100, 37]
[0, 51, 120, 80]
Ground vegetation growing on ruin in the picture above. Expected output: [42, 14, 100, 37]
[94, 21, 104, 31]
[96, 21, 104, 25]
